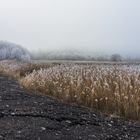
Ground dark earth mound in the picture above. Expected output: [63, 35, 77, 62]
[0, 76, 140, 140]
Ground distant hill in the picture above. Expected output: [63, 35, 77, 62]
[32, 49, 104, 60]
[0, 41, 31, 62]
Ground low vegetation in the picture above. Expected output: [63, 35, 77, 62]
[1, 60, 140, 121]
[0, 60, 53, 78]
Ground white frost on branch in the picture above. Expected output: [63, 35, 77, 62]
[0, 41, 31, 62]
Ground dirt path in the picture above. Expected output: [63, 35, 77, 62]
[0, 76, 140, 140]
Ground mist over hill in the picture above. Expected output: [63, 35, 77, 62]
[32, 48, 140, 62]
[32, 49, 112, 61]
[0, 40, 139, 62]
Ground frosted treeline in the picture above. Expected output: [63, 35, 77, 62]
[0, 41, 31, 62]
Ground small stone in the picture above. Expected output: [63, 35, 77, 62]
[11, 112, 15, 115]
[17, 131, 22, 134]
[131, 137, 134, 140]
[34, 101, 38, 104]
[55, 133, 59, 136]
[6, 105, 9, 107]
[125, 134, 129, 138]
[41, 127, 46, 131]
[110, 121, 113, 123]
[108, 123, 112, 127]
[65, 120, 72, 124]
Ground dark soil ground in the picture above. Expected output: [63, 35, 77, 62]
[0, 76, 140, 140]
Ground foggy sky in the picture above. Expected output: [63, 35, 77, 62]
[0, 0, 140, 56]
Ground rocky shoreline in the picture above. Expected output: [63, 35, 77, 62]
[0, 76, 140, 140]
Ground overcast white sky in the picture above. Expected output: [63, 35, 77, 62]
[0, 0, 140, 56]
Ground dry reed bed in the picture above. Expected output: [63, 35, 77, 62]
[1, 60, 140, 120]
[19, 64, 140, 120]
[0, 60, 54, 78]
[0, 60, 27, 78]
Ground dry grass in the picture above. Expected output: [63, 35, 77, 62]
[0, 60, 27, 78]
[19, 63, 140, 120]
[0, 60, 54, 78]
[1, 60, 140, 120]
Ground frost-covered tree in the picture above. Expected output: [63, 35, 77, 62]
[0, 41, 31, 62]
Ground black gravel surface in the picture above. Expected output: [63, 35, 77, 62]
[0, 76, 140, 140]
